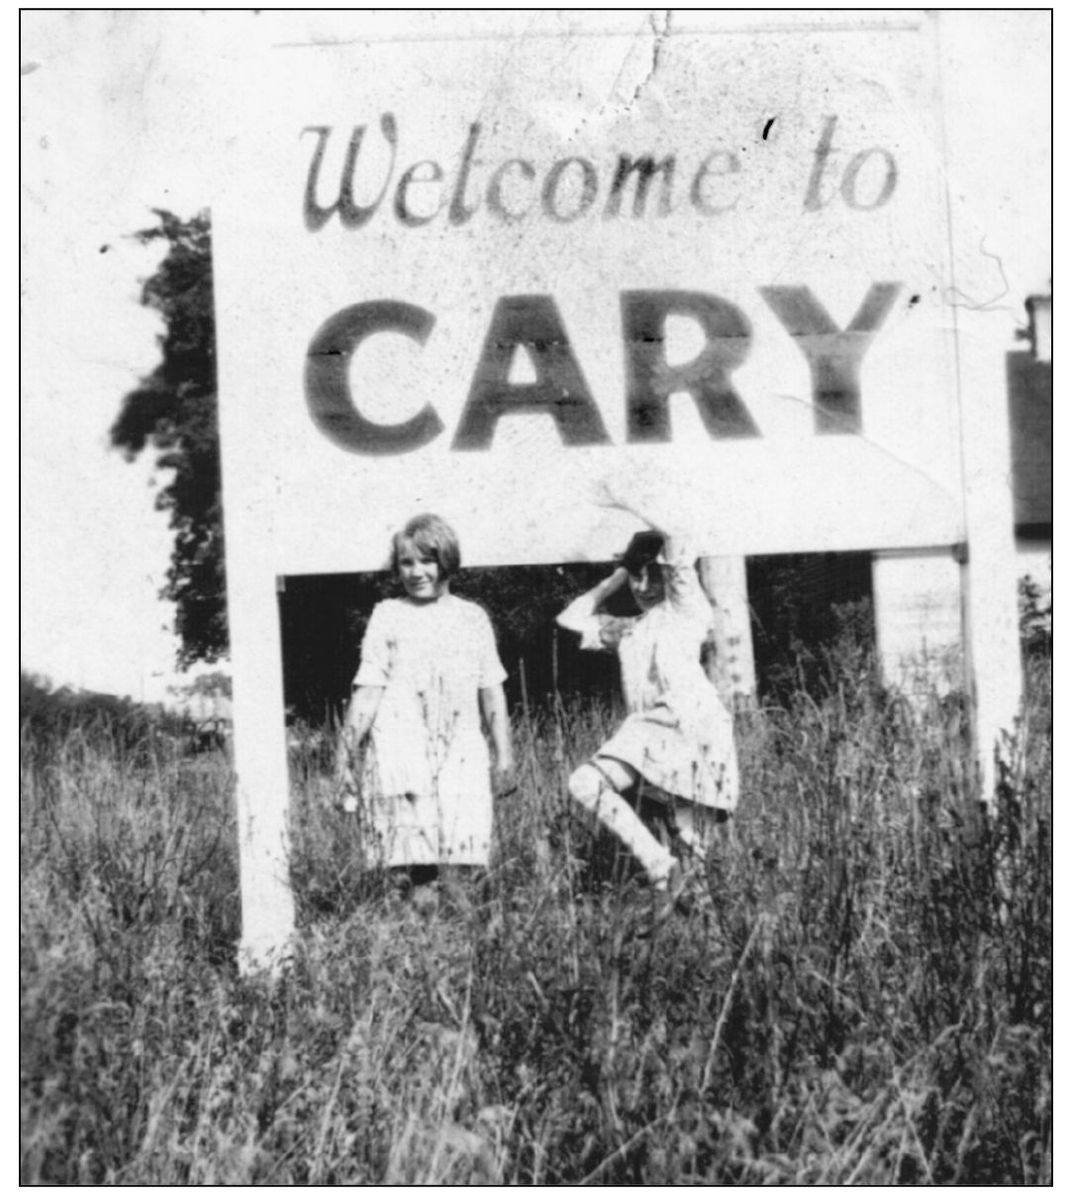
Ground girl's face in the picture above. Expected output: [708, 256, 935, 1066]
[397, 540, 446, 602]
[628, 564, 665, 612]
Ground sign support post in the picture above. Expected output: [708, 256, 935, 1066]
[223, 548, 296, 972]
[956, 320, 1024, 808]
[698, 556, 757, 710]
[871, 547, 964, 700]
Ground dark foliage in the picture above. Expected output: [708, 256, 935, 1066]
[277, 563, 625, 723]
[110, 210, 225, 668]
[1018, 573, 1052, 658]
[19, 670, 187, 757]
[747, 553, 874, 700]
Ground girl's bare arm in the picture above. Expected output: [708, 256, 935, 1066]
[338, 685, 385, 773]
[556, 566, 630, 633]
[479, 684, 516, 793]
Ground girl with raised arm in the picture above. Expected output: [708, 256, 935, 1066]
[338, 514, 514, 896]
[556, 484, 738, 907]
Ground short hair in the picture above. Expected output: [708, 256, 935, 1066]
[618, 530, 665, 576]
[390, 513, 461, 579]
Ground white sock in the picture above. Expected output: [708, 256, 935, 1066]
[569, 768, 674, 885]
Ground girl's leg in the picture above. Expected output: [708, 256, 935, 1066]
[672, 802, 732, 859]
[672, 802, 708, 859]
[568, 760, 675, 887]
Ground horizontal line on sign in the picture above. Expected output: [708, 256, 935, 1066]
[271, 20, 922, 49]
[871, 544, 968, 561]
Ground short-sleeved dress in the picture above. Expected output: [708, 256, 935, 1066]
[353, 594, 507, 868]
[575, 544, 739, 812]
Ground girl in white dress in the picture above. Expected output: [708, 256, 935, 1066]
[557, 489, 739, 901]
[338, 514, 514, 880]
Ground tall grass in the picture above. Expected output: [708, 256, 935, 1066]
[21, 654, 1051, 1183]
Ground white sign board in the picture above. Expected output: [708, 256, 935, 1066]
[212, 12, 1019, 969]
[215, 11, 963, 575]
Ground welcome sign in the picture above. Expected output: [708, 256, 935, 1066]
[215, 11, 961, 575]
[213, 12, 1011, 968]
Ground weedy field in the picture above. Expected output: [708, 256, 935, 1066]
[21, 652, 1051, 1184]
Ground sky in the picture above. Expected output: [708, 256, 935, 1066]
[20, 10, 1052, 705]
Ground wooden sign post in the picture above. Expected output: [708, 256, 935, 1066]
[955, 323, 1025, 806]
[698, 556, 757, 710]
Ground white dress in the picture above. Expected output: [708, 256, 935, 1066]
[353, 594, 506, 867]
[575, 545, 739, 812]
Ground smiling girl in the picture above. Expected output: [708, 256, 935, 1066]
[338, 514, 514, 884]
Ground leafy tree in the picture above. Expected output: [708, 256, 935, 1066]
[174, 670, 233, 699]
[111, 210, 225, 667]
